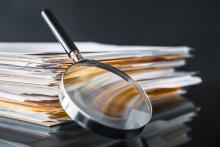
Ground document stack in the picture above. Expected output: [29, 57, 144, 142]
[0, 42, 201, 127]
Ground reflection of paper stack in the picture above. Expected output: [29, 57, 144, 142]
[0, 94, 197, 147]
[0, 42, 201, 126]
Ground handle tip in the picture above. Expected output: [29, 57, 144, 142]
[41, 9, 51, 17]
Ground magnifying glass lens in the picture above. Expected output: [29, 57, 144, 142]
[62, 60, 151, 132]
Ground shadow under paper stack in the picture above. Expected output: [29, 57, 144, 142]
[0, 42, 201, 126]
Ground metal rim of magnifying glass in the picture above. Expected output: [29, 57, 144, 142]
[59, 59, 152, 139]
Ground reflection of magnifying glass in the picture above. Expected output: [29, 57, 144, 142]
[41, 9, 152, 138]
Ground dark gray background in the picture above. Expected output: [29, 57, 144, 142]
[0, 0, 219, 146]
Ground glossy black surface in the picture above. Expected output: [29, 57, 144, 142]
[0, 98, 197, 147]
[0, 0, 219, 146]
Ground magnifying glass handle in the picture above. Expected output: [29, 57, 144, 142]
[41, 9, 84, 63]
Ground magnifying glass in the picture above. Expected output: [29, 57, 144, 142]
[41, 9, 152, 138]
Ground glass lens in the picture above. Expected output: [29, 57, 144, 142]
[63, 60, 151, 130]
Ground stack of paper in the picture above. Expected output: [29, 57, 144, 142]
[0, 42, 201, 126]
